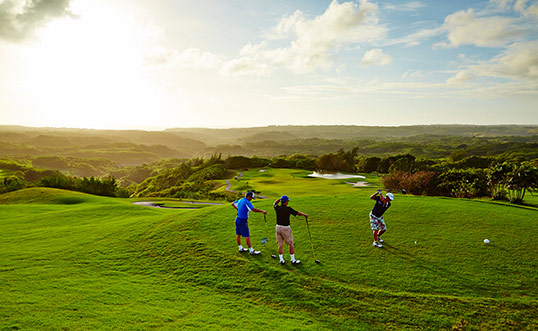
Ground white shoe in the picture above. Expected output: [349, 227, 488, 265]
[378, 238, 384, 243]
[238, 247, 249, 253]
[373, 242, 383, 248]
[250, 250, 261, 255]
[291, 260, 301, 265]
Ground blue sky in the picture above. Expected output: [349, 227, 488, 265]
[0, 0, 537, 129]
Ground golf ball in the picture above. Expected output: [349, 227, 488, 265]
[414, 241, 417, 244]
[484, 239, 490, 244]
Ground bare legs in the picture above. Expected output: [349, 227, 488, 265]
[237, 235, 252, 248]
[278, 243, 294, 255]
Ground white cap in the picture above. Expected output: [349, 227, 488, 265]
[386, 192, 394, 201]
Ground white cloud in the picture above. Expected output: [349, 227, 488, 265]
[175, 48, 224, 70]
[440, 9, 528, 47]
[270, 10, 304, 39]
[164, 0, 386, 76]
[489, 0, 516, 11]
[471, 40, 538, 80]
[514, 0, 538, 19]
[220, 57, 270, 76]
[0, 0, 75, 42]
[361, 48, 392, 66]
[446, 71, 473, 85]
[514, 0, 528, 12]
[389, 26, 443, 47]
[402, 69, 425, 78]
[239, 41, 269, 56]
[264, 0, 386, 73]
[384, 1, 426, 12]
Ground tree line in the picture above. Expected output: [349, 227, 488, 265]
[2, 149, 537, 204]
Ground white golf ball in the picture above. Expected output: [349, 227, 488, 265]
[414, 241, 417, 244]
[484, 239, 490, 244]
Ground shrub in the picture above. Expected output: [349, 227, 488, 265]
[382, 171, 437, 195]
[437, 169, 490, 198]
[0, 176, 27, 194]
[355, 156, 381, 173]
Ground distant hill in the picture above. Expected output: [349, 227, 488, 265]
[0, 126, 208, 166]
[1, 125, 536, 163]
[167, 124, 538, 145]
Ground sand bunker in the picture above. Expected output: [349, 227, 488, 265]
[346, 181, 371, 187]
[308, 171, 366, 180]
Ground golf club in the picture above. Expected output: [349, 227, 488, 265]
[262, 214, 277, 258]
[380, 188, 407, 194]
[305, 217, 320, 264]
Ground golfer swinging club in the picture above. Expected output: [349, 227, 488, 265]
[370, 189, 394, 248]
[273, 195, 308, 264]
[232, 191, 267, 255]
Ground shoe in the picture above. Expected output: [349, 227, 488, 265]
[377, 238, 384, 243]
[250, 250, 261, 255]
[372, 241, 383, 248]
[291, 260, 301, 265]
[280, 260, 285, 265]
[238, 247, 249, 253]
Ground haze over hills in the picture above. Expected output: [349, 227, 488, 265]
[1, 125, 536, 167]
[166, 124, 538, 145]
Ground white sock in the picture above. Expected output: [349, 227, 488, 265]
[238, 245, 243, 250]
[290, 254, 295, 261]
[249, 247, 254, 253]
[279, 254, 284, 262]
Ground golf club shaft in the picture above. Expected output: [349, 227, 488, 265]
[264, 214, 270, 239]
[264, 214, 276, 258]
[305, 218, 317, 260]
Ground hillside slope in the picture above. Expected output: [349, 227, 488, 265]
[1, 188, 537, 330]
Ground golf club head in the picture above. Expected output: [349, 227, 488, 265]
[271, 254, 277, 258]
[315, 260, 321, 264]
[261, 237, 268, 244]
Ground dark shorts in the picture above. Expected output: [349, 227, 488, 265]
[235, 217, 250, 237]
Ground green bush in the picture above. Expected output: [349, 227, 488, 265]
[0, 176, 27, 194]
[382, 171, 437, 195]
[437, 169, 490, 198]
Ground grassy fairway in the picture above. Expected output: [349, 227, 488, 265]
[219, 168, 381, 197]
[1, 173, 537, 330]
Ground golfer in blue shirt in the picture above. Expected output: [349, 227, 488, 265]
[232, 192, 267, 255]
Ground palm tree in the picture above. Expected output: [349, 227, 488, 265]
[506, 162, 538, 204]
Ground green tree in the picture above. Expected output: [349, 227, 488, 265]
[505, 162, 538, 204]
[316, 153, 347, 172]
[355, 156, 381, 173]
[487, 163, 511, 200]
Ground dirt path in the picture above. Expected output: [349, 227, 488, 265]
[224, 171, 268, 199]
[225, 171, 243, 193]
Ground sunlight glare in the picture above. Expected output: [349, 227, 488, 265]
[18, 1, 173, 129]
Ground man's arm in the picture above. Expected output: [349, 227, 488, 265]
[370, 189, 382, 200]
[297, 211, 308, 219]
[231, 201, 238, 210]
[252, 208, 267, 215]
[273, 198, 281, 209]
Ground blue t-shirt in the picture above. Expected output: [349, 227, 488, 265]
[234, 197, 254, 219]
[371, 196, 391, 217]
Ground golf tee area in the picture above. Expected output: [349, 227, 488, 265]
[1, 168, 537, 330]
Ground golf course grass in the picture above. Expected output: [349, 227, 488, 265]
[1, 169, 537, 330]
